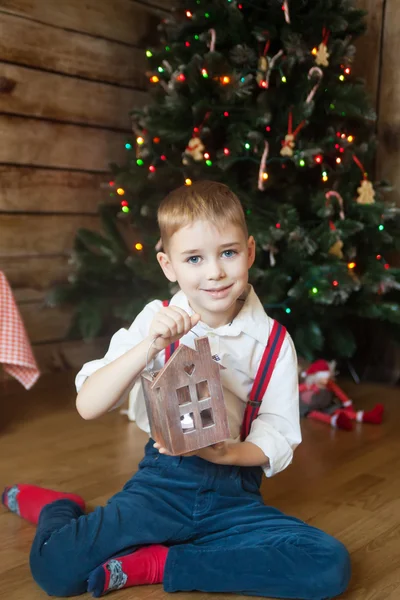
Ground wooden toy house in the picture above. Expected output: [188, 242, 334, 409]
[141, 336, 230, 455]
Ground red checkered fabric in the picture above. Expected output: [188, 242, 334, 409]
[0, 271, 40, 389]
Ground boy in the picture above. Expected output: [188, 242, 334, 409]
[2, 181, 351, 599]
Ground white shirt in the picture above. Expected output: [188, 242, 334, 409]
[75, 284, 301, 477]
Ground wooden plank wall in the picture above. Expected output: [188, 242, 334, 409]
[355, 0, 400, 208]
[376, 0, 400, 207]
[0, 0, 167, 379]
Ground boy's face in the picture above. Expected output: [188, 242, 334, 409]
[157, 220, 255, 327]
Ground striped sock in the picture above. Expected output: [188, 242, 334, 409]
[2, 484, 85, 524]
[87, 545, 168, 597]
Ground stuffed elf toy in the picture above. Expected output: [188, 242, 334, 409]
[299, 359, 384, 431]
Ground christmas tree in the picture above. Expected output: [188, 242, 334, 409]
[51, 0, 400, 363]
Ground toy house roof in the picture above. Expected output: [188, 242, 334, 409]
[151, 336, 224, 387]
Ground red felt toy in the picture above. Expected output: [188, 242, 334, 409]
[299, 359, 384, 431]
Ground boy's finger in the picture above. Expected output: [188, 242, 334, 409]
[190, 313, 201, 325]
[168, 306, 194, 333]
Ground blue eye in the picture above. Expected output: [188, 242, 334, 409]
[187, 256, 201, 264]
[222, 249, 237, 258]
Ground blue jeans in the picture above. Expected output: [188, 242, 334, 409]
[30, 439, 351, 598]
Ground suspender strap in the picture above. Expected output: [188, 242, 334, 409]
[162, 299, 180, 363]
[240, 320, 286, 441]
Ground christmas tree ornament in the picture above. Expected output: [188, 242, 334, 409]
[208, 28, 216, 52]
[315, 43, 330, 67]
[280, 112, 306, 157]
[353, 155, 375, 204]
[328, 238, 344, 259]
[257, 47, 284, 89]
[328, 221, 343, 258]
[356, 179, 375, 205]
[262, 243, 278, 266]
[306, 67, 323, 104]
[282, 1, 291, 24]
[182, 137, 205, 164]
[183, 111, 212, 164]
[256, 38, 270, 86]
[314, 29, 330, 67]
[258, 141, 270, 190]
[256, 55, 269, 86]
[325, 191, 345, 220]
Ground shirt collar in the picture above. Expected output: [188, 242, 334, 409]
[170, 284, 271, 345]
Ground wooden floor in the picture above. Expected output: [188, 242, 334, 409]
[1, 372, 399, 600]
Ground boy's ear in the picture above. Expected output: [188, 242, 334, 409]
[247, 236, 256, 269]
[157, 251, 178, 282]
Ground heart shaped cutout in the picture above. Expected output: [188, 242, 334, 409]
[184, 363, 196, 376]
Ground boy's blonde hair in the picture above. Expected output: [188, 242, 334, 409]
[157, 180, 248, 251]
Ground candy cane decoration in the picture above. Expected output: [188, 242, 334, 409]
[325, 191, 345, 220]
[258, 141, 269, 191]
[209, 29, 216, 52]
[265, 49, 284, 88]
[282, 1, 291, 23]
[306, 67, 323, 104]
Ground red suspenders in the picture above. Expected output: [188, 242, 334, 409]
[240, 320, 286, 440]
[161, 300, 286, 441]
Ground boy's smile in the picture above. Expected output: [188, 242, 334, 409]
[157, 220, 255, 328]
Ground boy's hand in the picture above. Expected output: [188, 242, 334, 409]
[148, 306, 200, 353]
[153, 441, 232, 465]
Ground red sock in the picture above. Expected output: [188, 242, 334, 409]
[2, 484, 86, 524]
[335, 411, 354, 431]
[87, 545, 168, 597]
[342, 403, 384, 425]
[363, 404, 384, 424]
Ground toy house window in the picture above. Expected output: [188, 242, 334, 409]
[181, 412, 195, 432]
[176, 385, 191, 406]
[200, 408, 214, 428]
[196, 380, 210, 400]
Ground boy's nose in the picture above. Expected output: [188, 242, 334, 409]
[207, 261, 225, 280]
